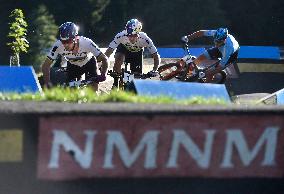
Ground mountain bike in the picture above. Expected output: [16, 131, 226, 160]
[50, 66, 100, 89]
[107, 63, 157, 91]
[65, 76, 98, 88]
[157, 43, 227, 84]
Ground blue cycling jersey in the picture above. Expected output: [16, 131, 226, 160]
[204, 30, 239, 67]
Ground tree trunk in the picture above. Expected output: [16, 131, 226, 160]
[9, 53, 20, 66]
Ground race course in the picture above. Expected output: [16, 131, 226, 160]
[0, 60, 284, 194]
[99, 58, 284, 105]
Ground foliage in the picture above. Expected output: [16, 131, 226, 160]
[6, 9, 29, 64]
[0, 87, 228, 105]
[88, 0, 111, 25]
[27, 4, 58, 72]
[0, 0, 284, 65]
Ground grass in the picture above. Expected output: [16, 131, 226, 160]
[0, 86, 228, 105]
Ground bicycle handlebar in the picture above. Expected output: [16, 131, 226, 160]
[68, 77, 97, 87]
[107, 70, 155, 80]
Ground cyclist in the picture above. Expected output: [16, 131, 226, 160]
[104, 18, 161, 87]
[41, 22, 109, 90]
[181, 28, 239, 82]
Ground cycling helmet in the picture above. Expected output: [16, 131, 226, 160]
[59, 22, 79, 41]
[214, 28, 228, 42]
[125, 19, 142, 35]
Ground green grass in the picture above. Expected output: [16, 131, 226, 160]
[0, 86, 228, 105]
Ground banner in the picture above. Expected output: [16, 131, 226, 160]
[38, 115, 284, 180]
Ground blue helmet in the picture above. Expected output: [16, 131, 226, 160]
[59, 22, 79, 41]
[125, 19, 142, 35]
[214, 28, 228, 42]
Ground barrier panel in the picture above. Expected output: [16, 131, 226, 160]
[157, 47, 205, 58]
[0, 66, 42, 93]
[157, 46, 281, 60]
[257, 88, 284, 105]
[238, 46, 281, 60]
[133, 79, 231, 102]
[0, 102, 283, 194]
[38, 115, 284, 180]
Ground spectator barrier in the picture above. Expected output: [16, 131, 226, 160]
[0, 102, 283, 194]
[257, 88, 284, 105]
[157, 46, 281, 60]
[133, 79, 231, 102]
[0, 66, 42, 93]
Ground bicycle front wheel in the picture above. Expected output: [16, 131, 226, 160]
[158, 62, 183, 80]
[211, 70, 227, 84]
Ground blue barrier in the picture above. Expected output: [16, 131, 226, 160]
[157, 46, 281, 60]
[0, 66, 42, 93]
[239, 46, 280, 60]
[157, 47, 205, 58]
[276, 88, 284, 105]
[133, 79, 231, 102]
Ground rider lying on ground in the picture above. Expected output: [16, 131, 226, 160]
[41, 22, 109, 91]
[104, 18, 161, 87]
[181, 28, 240, 82]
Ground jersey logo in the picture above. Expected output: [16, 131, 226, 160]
[51, 46, 58, 56]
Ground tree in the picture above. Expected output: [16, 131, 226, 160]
[27, 4, 58, 72]
[142, 0, 229, 46]
[7, 8, 29, 66]
[88, 0, 111, 25]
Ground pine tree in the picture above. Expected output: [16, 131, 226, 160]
[27, 4, 58, 72]
[7, 9, 29, 66]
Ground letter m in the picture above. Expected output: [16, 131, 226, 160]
[221, 127, 280, 167]
[103, 130, 159, 169]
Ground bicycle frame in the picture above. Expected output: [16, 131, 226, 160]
[107, 62, 156, 91]
[68, 79, 93, 88]
[158, 43, 227, 84]
[158, 43, 196, 80]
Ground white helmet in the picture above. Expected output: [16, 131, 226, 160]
[125, 19, 142, 35]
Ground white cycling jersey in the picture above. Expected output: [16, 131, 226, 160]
[47, 36, 102, 67]
[108, 30, 158, 54]
[204, 30, 239, 66]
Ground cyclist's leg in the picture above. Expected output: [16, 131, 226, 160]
[113, 44, 127, 73]
[66, 62, 84, 82]
[82, 57, 99, 90]
[223, 50, 240, 78]
[127, 50, 143, 75]
[201, 47, 222, 82]
[112, 45, 127, 88]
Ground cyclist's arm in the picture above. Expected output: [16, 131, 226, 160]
[141, 33, 160, 71]
[105, 32, 123, 57]
[41, 57, 53, 87]
[152, 52, 161, 71]
[185, 30, 207, 40]
[97, 53, 109, 75]
[105, 47, 114, 58]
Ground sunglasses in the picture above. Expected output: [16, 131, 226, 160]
[61, 39, 74, 44]
[127, 34, 138, 38]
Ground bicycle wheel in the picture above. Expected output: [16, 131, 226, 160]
[212, 70, 227, 84]
[157, 62, 183, 80]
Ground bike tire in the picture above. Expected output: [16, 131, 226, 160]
[212, 70, 227, 84]
[158, 62, 183, 80]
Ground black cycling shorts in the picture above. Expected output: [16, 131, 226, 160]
[207, 47, 239, 66]
[116, 44, 143, 74]
[66, 56, 98, 82]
